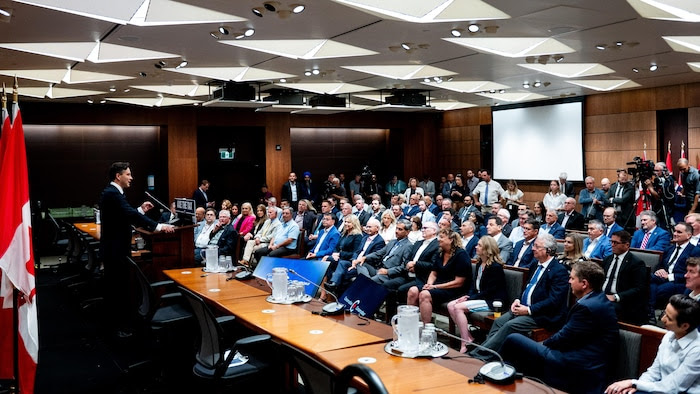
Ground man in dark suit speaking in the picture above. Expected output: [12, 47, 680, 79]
[501, 261, 619, 394]
[99, 162, 175, 336]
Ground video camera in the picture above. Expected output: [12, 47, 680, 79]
[627, 156, 655, 184]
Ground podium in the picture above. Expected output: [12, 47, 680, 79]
[135, 224, 196, 280]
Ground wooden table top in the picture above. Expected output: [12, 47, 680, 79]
[214, 294, 390, 354]
[164, 269, 271, 301]
[74, 222, 100, 239]
[317, 344, 501, 394]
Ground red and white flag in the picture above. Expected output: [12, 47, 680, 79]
[665, 140, 673, 175]
[0, 96, 38, 393]
[679, 141, 686, 187]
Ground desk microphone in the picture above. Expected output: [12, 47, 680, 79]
[288, 269, 344, 315]
[434, 327, 517, 385]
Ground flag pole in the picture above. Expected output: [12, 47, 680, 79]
[13, 77, 21, 394]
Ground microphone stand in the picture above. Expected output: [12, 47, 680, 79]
[288, 268, 344, 314]
[434, 327, 517, 385]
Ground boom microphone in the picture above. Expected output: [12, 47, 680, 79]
[434, 327, 517, 385]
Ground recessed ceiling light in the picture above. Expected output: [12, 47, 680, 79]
[87, 99, 93, 104]
[554, 55, 564, 63]
[139, 72, 147, 77]
[176, 60, 188, 69]
[632, 67, 639, 73]
[424, 78, 431, 82]
[451, 29, 462, 37]
[264, 2, 277, 12]
[0, 8, 11, 17]
[533, 81, 541, 88]
[304, 71, 312, 76]
[616, 41, 623, 47]
[649, 64, 658, 71]
[244, 28, 255, 37]
[123, 88, 130, 92]
[218, 26, 230, 35]
[468, 24, 480, 33]
[312, 69, 320, 75]
[109, 86, 116, 92]
[210, 31, 220, 39]
[401, 43, 411, 50]
[292, 4, 305, 13]
[499, 89, 505, 93]
[280, 78, 286, 82]
[252, 7, 263, 17]
[100, 100, 106, 104]
[596, 44, 606, 50]
[523, 82, 530, 88]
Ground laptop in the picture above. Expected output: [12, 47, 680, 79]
[337, 274, 390, 317]
[253, 256, 330, 297]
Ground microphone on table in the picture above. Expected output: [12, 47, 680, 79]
[434, 327, 517, 385]
[227, 264, 253, 280]
[288, 268, 344, 315]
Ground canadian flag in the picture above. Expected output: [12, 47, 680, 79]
[0, 94, 38, 393]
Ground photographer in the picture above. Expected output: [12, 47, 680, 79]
[644, 162, 676, 230]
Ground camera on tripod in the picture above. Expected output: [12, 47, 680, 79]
[626, 156, 655, 184]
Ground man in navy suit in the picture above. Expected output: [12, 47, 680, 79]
[540, 209, 565, 240]
[403, 193, 421, 218]
[631, 210, 670, 251]
[583, 220, 613, 260]
[602, 207, 624, 238]
[508, 219, 539, 268]
[327, 218, 384, 290]
[650, 222, 698, 309]
[100, 162, 175, 335]
[559, 172, 576, 198]
[606, 170, 635, 231]
[603, 231, 649, 325]
[460, 220, 479, 259]
[472, 233, 569, 357]
[502, 261, 618, 394]
[305, 213, 340, 260]
[158, 201, 178, 223]
[192, 179, 213, 208]
[208, 209, 238, 259]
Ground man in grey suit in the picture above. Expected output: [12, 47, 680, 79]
[487, 216, 514, 263]
[359, 219, 413, 279]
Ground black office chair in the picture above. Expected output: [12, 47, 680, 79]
[178, 286, 282, 391]
[283, 343, 336, 394]
[128, 258, 192, 331]
[334, 364, 388, 394]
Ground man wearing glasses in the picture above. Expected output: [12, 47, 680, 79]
[603, 230, 649, 325]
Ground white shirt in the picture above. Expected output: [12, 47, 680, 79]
[602, 251, 628, 296]
[473, 180, 504, 206]
[195, 221, 216, 248]
[110, 182, 164, 232]
[633, 330, 700, 394]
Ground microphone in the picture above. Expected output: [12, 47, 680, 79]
[145, 191, 171, 211]
[434, 327, 517, 385]
[227, 264, 252, 280]
[288, 268, 344, 315]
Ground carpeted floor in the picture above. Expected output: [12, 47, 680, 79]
[32, 256, 199, 394]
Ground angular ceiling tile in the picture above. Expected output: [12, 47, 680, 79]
[517, 63, 615, 78]
[220, 39, 377, 59]
[443, 37, 575, 57]
[342, 65, 456, 80]
[330, 0, 509, 22]
[565, 79, 641, 91]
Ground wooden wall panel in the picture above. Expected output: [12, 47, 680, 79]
[436, 125, 481, 178]
[167, 110, 197, 202]
[585, 112, 656, 133]
[265, 114, 292, 201]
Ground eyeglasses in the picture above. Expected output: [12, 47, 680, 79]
[609, 240, 628, 245]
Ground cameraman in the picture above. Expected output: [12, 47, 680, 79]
[644, 162, 675, 229]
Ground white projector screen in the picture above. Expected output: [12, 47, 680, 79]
[492, 99, 584, 182]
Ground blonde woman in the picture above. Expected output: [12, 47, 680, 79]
[379, 209, 397, 244]
[558, 233, 588, 270]
[447, 236, 507, 352]
[231, 202, 255, 236]
[319, 215, 363, 301]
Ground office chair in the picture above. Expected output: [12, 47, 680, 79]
[178, 286, 282, 391]
[334, 364, 388, 394]
[283, 343, 336, 394]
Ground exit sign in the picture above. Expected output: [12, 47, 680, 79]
[219, 148, 235, 160]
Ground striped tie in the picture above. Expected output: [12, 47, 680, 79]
[640, 231, 651, 250]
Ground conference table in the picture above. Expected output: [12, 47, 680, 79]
[164, 268, 560, 393]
